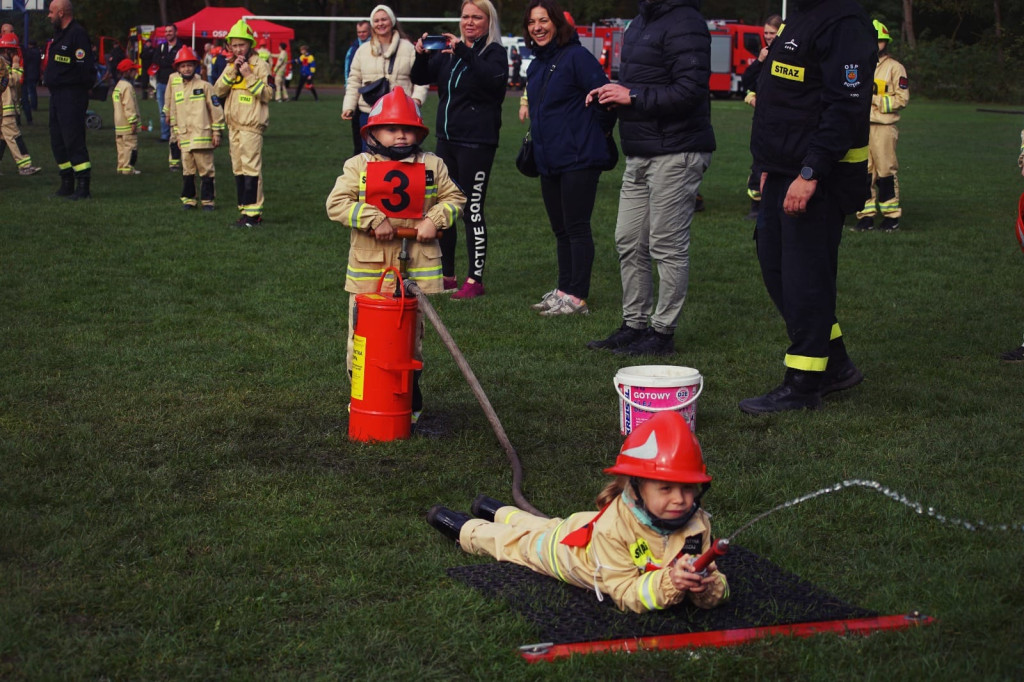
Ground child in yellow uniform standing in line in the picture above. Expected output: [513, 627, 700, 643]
[0, 32, 41, 176]
[165, 46, 224, 210]
[213, 19, 273, 227]
[325, 87, 465, 421]
[112, 58, 141, 175]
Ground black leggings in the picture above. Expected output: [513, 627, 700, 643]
[294, 75, 318, 101]
[434, 139, 496, 283]
[539, 168, 601, 300]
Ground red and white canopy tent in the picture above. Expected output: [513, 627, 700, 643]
[174, 6, 295, 50]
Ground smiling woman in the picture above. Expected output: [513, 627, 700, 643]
[342, 4, 427, 145]
[519, 0, 617, 318]
[410, 0, 508, 300]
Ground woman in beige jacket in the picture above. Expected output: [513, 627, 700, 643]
[342, 4, 427, 148]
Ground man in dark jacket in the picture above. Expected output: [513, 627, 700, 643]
[45, 0, 94, 199]
[738, 0, 875, 414]
[153, 24, 181, 141]
[21, 40, 41, 123]
[586, 0, 715, 356]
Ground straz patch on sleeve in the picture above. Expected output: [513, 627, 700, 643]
[771, 61, 805, 82]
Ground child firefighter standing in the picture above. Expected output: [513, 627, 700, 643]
[428, 411, 729, 614]
[0, 32, 41, 176]
[325, 87, 465, 420]
[213, 19, 273, 227]
[112, 59, 141, 175]
[165, 46, 224, 210]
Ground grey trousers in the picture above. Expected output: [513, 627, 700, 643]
[614, 151, 710, 334]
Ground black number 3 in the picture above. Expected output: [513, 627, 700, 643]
[381, 169, 411, 213]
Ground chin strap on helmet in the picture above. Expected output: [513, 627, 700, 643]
[365, 132, 420, 161]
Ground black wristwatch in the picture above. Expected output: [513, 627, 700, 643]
[799, 166, 818, 181]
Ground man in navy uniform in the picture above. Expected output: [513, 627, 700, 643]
[45, 0, 94, 200]
[740, 0, 876, 414]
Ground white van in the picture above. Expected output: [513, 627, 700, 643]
[500, 36, 533, 82]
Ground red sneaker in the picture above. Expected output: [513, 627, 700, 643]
[443, 276, 458, 292]
[451, 280, 485, 300]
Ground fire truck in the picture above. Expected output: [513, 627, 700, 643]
[575, 19, 765, 97]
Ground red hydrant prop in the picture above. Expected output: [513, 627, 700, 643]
[349, 266, 422, 442]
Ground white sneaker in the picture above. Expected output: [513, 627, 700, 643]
[539, 296, 589, 317]
[530, 289, 562, 311]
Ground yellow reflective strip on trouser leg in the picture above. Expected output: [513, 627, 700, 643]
[784, 354, 828, 372]
[72, 161, 91, 172]
[543, 520, 571, 582]
[58, 162, 72, 171]
[830, 323, 842, 341]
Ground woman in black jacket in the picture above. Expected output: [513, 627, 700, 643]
[523, 0, 615, 317]
[411, 0, 507, 300]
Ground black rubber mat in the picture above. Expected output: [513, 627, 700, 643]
[447, 544, 877, 644]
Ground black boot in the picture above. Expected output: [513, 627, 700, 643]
[471, 494, 508, 523]
[739, 369, 823, 415]
[181, 175, 196, 208]
[587, 322, 646, 351]
[614, 327, 675, 356]
[68, 172, 91, 200]
[201, 177, 216, 210]
[427, 505, 472, 543]
[54, 171, 74, 197]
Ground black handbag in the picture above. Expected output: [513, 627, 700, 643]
[359, 53, 397, 106]
[515, 50, 566, 178]
[515, 132, 539, 177]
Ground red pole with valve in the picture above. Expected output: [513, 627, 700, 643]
[348, 266, 422, 442]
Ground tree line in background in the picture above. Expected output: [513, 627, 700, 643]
[3, 0, 1023, 102]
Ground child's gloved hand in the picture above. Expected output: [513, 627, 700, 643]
[414, 218, 438, 242]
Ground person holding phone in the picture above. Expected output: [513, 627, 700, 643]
[411, 0, 507, 299]
[343, 5, 426, 147]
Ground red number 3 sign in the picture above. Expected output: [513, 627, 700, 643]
[364, 161, 426, 219]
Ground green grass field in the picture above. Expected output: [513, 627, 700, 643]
[2, 88, 1023, 679]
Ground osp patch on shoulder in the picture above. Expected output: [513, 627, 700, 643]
[843, 64, 861, 89]
[898, 76, 909, 89]
[74, 48, 85, 60]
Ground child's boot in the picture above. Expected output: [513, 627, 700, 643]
[427, 505, 471, 543]
[470, 494, 508, 522]
[181, 175, 197, 209]
[201, 177, 215, 211]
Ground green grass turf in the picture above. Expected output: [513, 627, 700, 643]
[1, 89, 1023, 679]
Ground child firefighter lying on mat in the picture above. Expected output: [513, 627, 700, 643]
[427, 412, 729, 613]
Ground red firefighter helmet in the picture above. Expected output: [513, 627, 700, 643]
[604, 412, 711, 484]
[173, 45, 200, 67]
[0, 32, 19, 49]
[116, 58, 137, 73]
[360, 86, 429, 141]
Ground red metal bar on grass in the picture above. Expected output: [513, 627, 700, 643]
[519, 612, 935, 662]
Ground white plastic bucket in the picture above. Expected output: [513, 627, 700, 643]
[614, 365, 703, 435]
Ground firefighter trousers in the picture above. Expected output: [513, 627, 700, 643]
[1, 115, 32, 170]
[49, 87, 90, 175]
[115, 133, 138, 173]
[756, 173, 845, 373]
[858, 123, 900, 219]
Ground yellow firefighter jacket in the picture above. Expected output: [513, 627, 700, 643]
[326, 150, 465, 295]
[213, 53, 272, 132]
[165, 73, 225, 151]
[112, 78, 140, 135]
[870, 53, 909, 125]
[0, 57, 21, 117]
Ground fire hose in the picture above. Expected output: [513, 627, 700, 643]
[393, 228, 546, 518]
